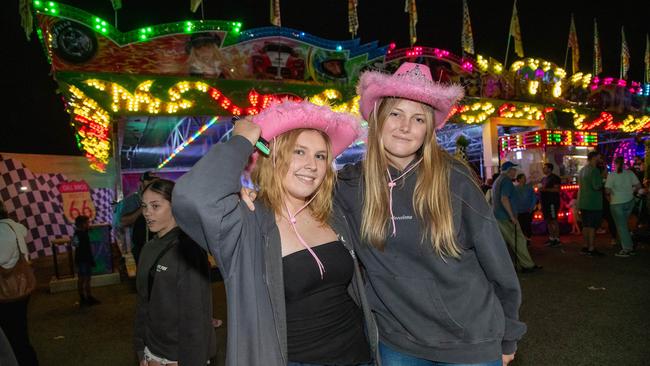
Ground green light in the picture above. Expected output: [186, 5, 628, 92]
[140, 34, 147, 40]
[95, 25, 101, 29]
[147, 27, 152, 32]
[50, 8, 57, 13]
[140, 28, 146, 33]
[101, 21, 107, 26]
[101, 28, 107, 33]
[94, 17, 100, 23]
[48, 1, 54, 6]
[34, 0, 42, 6]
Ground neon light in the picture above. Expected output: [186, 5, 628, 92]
[157, 117, 219, 169]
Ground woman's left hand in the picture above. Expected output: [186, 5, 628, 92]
[502, 353, 515, 365]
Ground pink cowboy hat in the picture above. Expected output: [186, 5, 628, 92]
[357, 62, 465, 128]
[253, 100, 361, 157]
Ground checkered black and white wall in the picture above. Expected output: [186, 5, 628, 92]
[0, 155, 114, 259]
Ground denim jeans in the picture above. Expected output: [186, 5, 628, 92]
[610, 199, 636, 251]
[287, 362, 374, 366]
[379, 343, 501, 366]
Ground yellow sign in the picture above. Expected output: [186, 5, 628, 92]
[58, 181, 96, 223]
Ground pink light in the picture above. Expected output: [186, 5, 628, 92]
[617, 79, 627, 87]
[433, 48, 450, 58]
[604, 77, 613, 85]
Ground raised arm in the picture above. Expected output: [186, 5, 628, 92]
[172, 120, 259, 278]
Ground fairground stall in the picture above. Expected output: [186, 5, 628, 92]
[499, 129, 598, 230]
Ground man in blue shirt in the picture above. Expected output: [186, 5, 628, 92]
[514, 173, 537, 246]
[493, 161, 541, 272]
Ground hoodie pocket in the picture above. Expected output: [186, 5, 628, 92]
[369, 273, 465, 344]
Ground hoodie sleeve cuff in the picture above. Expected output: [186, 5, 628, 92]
[502, 340, 518, 355]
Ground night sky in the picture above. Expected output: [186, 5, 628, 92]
[1, 0, 648, 156]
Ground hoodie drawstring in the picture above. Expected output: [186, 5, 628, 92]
[387, 158, 422, 236]
[283, 191, 326, 279]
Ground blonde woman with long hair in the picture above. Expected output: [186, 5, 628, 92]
[173, 101, 377, 366]
[334, 63, 526, 366]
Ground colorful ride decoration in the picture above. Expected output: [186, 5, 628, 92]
[30, 1, 650, 172]
[499, 130, 598, 154]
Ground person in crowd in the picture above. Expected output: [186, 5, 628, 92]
[568, 191, 581, 235]
[481, 177, 493, 194]
[72, 215, 99, 306]
[120, 171, 158, 265]
[606, 156, 641, 257]
[134, 179, 216, 366]
[338, 62, 526, 365]
[493, 162, 542, 273]
[0, 201, 39, 366]
[632, 155, 645, 183]
[539, 163, 562, 247]
[577, 151, 605, 256]
[514, 173, 537, 246]
[484, 172, 500, 205]
[598, 162, 618, 245]
[173, 101, 375, 366]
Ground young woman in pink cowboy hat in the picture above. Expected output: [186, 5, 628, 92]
[173, 100, 377, 366]
[333, 62, 526, 366]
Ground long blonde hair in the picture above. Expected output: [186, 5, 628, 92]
[361, 98, 462, 258]
[251, 129, 335, 223]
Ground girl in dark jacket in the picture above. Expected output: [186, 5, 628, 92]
[134, 179, 215, 366]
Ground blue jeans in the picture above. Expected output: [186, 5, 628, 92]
[288, 362, 374, 366]
[610, 199, 635, 251]
[379, 343, 501, 366]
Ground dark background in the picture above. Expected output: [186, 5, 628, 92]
[1, 0, 648, 156]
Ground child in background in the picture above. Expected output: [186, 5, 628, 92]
[569, 192, 581, 235]
[72, 215, 99, 306]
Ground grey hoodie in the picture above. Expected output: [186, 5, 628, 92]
[335, 161, 526, 364]
[172, 136, 379, 366]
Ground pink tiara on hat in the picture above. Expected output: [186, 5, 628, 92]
[357, 62, 464, 129]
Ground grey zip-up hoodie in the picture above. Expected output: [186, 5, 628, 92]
[172, 136, 379, 366]
[335, 161, 526, 364]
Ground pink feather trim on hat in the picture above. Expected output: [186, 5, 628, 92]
[357, 62, 465, 128]
[253, 100, 362, 157]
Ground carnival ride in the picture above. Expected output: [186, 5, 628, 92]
[29, 1, 650, 198]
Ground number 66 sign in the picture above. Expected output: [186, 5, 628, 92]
[58, 180, 96, 223]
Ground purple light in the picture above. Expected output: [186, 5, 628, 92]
[535, 69, 544, 78]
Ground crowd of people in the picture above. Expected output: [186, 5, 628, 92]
[1, 61, 647, 366]
[483, 149, 646, 266]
